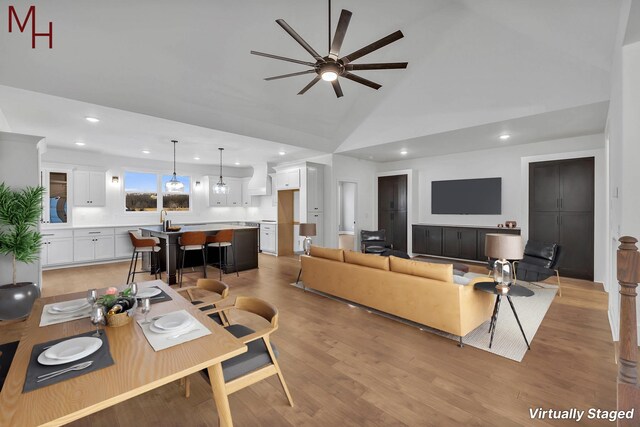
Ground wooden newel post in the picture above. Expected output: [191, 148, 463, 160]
[617, 236, 640, 424]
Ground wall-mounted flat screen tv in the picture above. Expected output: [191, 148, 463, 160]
[431, 177, 502, 214]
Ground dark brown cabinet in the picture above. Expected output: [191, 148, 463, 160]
[412, 225, 442, 256]
[378, 175, 408, 252]
[413, 224, 520, 262]
[529, 157, 594, 280]
[443, 228, 477, 260]
[476, 228, 520, 260]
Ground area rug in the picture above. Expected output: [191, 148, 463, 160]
[291, 278, 557, 362]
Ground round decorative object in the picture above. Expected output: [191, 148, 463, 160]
[0, 282, 40, 320]
[105, 298, 137, 327]
[107, 311, 132, 327]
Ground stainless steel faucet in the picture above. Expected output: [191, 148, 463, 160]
[160, 209, 168, 224]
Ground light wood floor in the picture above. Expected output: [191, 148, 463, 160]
[8, 255, 619, 426]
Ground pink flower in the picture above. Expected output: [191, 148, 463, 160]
[105, 287, 118, 295]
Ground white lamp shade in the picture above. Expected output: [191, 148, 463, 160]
[485, 234, 523, 260]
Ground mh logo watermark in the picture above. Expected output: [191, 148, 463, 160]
[7, 5, 53, 48]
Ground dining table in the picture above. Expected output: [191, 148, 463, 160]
[0, 280, 247, 427]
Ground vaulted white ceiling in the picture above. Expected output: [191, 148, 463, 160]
[0, 0, 623, 162]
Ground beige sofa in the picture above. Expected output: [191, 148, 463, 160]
[300, 246, 495, 343]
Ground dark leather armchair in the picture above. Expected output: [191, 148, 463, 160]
[516, 241, 562, 296]
[487, 240, 562, 296]
[360, 230, 392, 254]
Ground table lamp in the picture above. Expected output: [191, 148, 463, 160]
[485, 233, 523, 292]
[299, 223, 317, 255]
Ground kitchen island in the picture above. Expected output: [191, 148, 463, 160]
[140, 223, 259, 285]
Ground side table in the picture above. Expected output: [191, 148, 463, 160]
[474, 281, 534, 350]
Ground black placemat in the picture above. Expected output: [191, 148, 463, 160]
[23, 330, 114, 393]
[136, 286, 172, 305]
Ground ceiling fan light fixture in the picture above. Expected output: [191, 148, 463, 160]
[321, 71, 338, 81]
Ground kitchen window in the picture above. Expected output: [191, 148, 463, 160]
[161, 175, 191, 211]
[124, 171, 158, 212]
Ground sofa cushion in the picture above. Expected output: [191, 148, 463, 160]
[389, 256, 453, 283]
[344, 250, 390, 270]
[452, 275, 471, 286]
[309, 245, 344, 262]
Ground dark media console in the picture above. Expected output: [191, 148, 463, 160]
[412, 224, 520, 262]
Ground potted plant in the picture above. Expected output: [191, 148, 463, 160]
[0, 183, 45, 320]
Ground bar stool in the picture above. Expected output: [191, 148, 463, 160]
[206, 229, 239, 280]
[178, 231, 207, 287]
[127, 232, 162, 284]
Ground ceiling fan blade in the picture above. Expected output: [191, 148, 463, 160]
[342, 72, 382, 90]
[331, 79, 344, 98]
[251, 51, 316, 67]
[265, 69, 316, 81]
[340, 30, 404, 64]
[276, 19, 324, 61]
[329, 9, 352, 60]
[298, 76, 322, 95]
[345, 62, 408, 71]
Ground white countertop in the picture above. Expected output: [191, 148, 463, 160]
[42, 220, 261, 230]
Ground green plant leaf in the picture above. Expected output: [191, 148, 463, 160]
[0, 184, 45, 282]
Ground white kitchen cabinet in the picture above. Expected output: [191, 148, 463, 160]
[115, 227, 140, 258]
[308, 212, 324, 247]
[94, 235, 116, 260]
[73, 228, 115, 262]
[260, 224, 277, 254]
[74, 171, 106, 206]
[276, 169, 300, 190]
[241, 178, 257, 207]
[269, 173, 277, 207]
[227, 179, 243, 207]
[73, 237, 96, 262]
[307, 165, 324, 212]
[40, 229, 74, 266]
[41, 169, 71, 225]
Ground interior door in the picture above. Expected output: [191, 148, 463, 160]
[560, 158, 594, 212]
[392, 211, 407, 252]
[558, 212, 594, 280]
[530, 163, 559, 211]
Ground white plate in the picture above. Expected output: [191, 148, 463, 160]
[153, 312, 192, 331]
[48, 300, 91, 314]
[38, 337, 102, 366]
[149, 320, 194, 335]
[136, 288, 162, 299]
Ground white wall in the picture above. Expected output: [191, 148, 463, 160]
[0, 132, 43, 287]
[339, 182, 357, 232]
[376, 134, 607, 282]
[326, 155, 377, 248]
[41, 147, 272, 227]
[608, 39, 640, 342]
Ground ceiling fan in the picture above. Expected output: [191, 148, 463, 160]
[251, 0, 408, 98]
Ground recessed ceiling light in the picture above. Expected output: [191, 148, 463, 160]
[279, 151, 286, 156]
[142, 150, 151, 154]
[400, 150, 408, 155]
[85, 117, 100, 123]
[75, 142, 86, 146]
[193, 157, 200, 160]
[234, 162, 240, 166]
[499, 134, 511, 141]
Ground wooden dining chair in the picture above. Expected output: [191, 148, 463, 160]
[175, 278, 230, 326]
[190, 296, 294, 406]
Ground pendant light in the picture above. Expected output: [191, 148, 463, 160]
[165, 139, 184, 192]
[214, 147, 228, 194]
